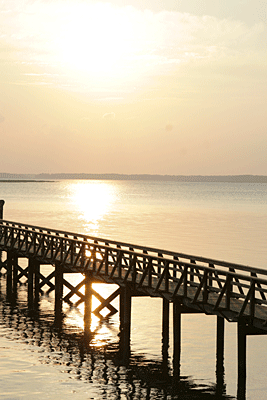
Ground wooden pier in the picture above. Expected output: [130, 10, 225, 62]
[1, 199, 267, 399]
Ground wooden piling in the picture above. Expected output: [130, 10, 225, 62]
[119, 287, 125, 333]
[28, 258, 34, 309]
[12, 254, 18, 295]
[124, 285, 132, 345]
[6, 251, 13, 298]
[0, 200, 4, 220]
[162, 297, 169, 373]
[216, 316, 225, 395]
[0, 200, 4, 266]
[120, 285, 132, 359]
[54, 262, 63, 323]
[216, 316, 225, 371]
[84, 271, 93, 335]
[173, 300, 181, 378]
[34, 261, 40, 307]
[237, 320, 246, 400]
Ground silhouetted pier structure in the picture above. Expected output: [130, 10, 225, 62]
[1, 199, 267, 399]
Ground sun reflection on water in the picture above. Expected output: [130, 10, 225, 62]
[59, 182, 120, 347]
[68, 181, 117, 235]
[63, 274, 119, 347]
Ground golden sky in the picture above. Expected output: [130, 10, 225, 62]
[0, 0, 266, 175]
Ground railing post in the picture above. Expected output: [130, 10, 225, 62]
[9, 226, 14, 248]
[158, 253, 163, 275]
[131, 255, 137, 288]
[190, 259, 196, 283]
[173, 256, 179, 278]
[184, 266, 188, 297]
[226, 275, 233, 310]
[164, 261, 169, 292]
[148, 258, 153, 288]
[143, 250, 148, 272]
[118, 250, 122, 279]
[249, 280, 255, 321]
[92, 247, 96, 272]
[105, 248, 109, 275]
[208, 263, 214, 287]
[51, 236, 54, 261]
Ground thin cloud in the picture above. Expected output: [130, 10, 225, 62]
[102, 112, 115, 120]
[98, 97, 124, 102]
[0, 1, 265, 91]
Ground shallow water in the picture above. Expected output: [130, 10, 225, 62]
[0, 180, 267, 399]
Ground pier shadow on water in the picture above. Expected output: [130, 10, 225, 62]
[0, 273, 235, 400]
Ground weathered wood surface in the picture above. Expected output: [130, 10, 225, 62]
[1, 219, 267, 331]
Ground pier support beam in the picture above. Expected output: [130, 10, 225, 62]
[12, 254, 18, 297]
[173, 300, 181, 378]
[0, 200, 4, 220]
[34, 261, 40, 307]
[216, 316, 225, 395]
[54, 262, 64, 324]
[6, 251, 13, 299]
[27, 258, 41, 310]
[119, 285, 132, 360]
[119, 287, 125, 333]
[84, 271, 93, 336]
[237, 320, 247, 400]
[28, 258, 35, 310]
[162, 297, 169, 374]
[0, 200, 4, 267]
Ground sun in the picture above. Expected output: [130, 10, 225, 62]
[53, 3, 141, 83]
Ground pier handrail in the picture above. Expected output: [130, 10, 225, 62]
[1, 219, 266, 276]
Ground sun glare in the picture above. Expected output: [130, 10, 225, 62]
[53, 4, 142, 83]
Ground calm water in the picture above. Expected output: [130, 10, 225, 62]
[0, 180, 267, 399]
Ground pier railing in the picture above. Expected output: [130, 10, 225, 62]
[1, 219, 267, 327]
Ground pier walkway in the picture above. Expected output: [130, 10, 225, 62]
[1, 219, 267, 328]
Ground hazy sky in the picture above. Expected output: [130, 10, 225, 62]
[0, 0, 266, 175]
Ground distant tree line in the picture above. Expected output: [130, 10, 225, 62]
[0, 172, 267, 183]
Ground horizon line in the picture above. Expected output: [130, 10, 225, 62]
[0, 172, 267, 183]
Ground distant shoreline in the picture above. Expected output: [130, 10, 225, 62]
[0, 174, 267, 183]
[0, 180, 55, 183]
